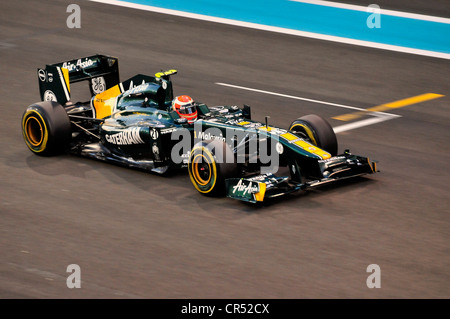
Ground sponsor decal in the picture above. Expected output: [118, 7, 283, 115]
[38, 69, 46, 82]
[152, 143, 160, 161]
[91, 76, 106, 94]
[120, 79, 147, 93]
[150, 128, 159, 140]
[247, 174, 270, 181]
[48, 73, 53, 82]
[318, 156, 346, 163]
[274, 127, 287, 135]
[161, 128, 176, 134]
[232, 179, 259, 196]
[195, 131, 226, 142]
[276, 142, 284, 154]
[181, 152, 190, 164]
[62, 58, 95, 72]
[239, 121, 262, 128]
[105, 127, 144, 145]
[43, 90, 57, 101]
[127, 82, 148, 95]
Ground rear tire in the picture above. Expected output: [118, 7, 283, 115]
[21, 101, 71, 156]
[289, 114, 338, 156]
[188, 139, 238, 196]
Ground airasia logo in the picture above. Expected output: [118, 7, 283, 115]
[232, 179, 258, 195]
[62, 58, 94, 72]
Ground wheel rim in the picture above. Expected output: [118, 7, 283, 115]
[189, 146, 218, 194]
[192, 154, 212, 186]
[25, 116, 43, 146]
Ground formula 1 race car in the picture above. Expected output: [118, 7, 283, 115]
[22, 54, 377, 203]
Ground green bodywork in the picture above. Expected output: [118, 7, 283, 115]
[35, 54, 376, 203]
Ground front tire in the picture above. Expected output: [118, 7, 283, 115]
[22, 101, 71, 156]
[188, 139, 237, 196]
[289, 114, 338, 156]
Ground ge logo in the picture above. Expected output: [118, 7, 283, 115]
[150, 128, 159, 140]
[91, 76, 106, 94]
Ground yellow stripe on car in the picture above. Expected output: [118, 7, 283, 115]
[92, 84, 122, 119]
[281, 132, 331, 159]
[61, 67, 70, 94]
[253, 183, 266, 202]
[155, 69, 177, 78]
[294, 140, 331, 159]
[280, 132, 298, 141]
[257, 126, 273, 132]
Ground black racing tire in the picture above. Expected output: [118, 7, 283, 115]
[188, 139, 238, 196]
[21, 101, 71, 156]
[289, 114, 338, 156]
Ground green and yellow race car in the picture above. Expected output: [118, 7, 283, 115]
[22, 54, 377, 203]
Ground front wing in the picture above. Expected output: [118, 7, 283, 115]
[225, 152, 377, 203]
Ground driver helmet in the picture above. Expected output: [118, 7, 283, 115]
[172, 95, 197, 123]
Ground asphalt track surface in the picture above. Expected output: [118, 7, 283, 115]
[1, 0, 449, 299]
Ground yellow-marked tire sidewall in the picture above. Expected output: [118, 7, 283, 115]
[289, 123, 318, 146]
[188, 146, 217, 194]
[22, 109, 49, 153]
[290, 115, 338, 156]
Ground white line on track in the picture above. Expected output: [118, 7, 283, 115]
[291, 0, 450, 24]
[215, 82, 400, 133]
[332, 115, 395, 133]
[89, 0, 450, 60]
[216, 82, 366, 112]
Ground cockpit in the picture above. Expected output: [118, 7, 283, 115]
[116, 82, 172, 112]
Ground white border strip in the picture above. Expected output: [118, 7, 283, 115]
[291, 0, 450, 24]
[89, 0, 450, 60]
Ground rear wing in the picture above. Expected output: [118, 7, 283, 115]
[37, 54, 120, 105]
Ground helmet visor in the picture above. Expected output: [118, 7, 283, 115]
[178, 103, 196, 115]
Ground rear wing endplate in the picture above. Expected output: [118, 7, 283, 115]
[37, 54, 120, 105]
